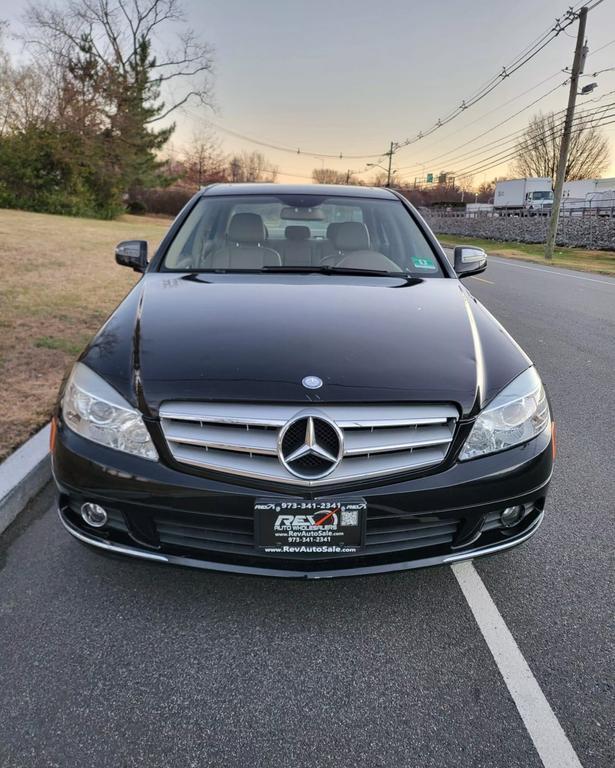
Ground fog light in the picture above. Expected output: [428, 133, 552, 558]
[81, 502, 108, 528]
[500, 505, 524, 528]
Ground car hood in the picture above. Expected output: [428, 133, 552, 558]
[83, 273, 531, 418]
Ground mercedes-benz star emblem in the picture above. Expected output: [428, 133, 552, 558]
[279, 414, 343, 480]
[302, 375, 323, 390]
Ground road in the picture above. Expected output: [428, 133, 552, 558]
[1, 254, 614, 768]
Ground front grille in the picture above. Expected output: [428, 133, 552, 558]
[152, 505, 459, 559]
[159, 402, 459, 486]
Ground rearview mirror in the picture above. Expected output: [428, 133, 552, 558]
[115, 240, 148, 272]
[453, 246, 487, 278]
[280, 206, 325, 221]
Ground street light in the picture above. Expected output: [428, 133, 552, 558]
[366, 163, 397, 186]
[579, 82, 598, 94]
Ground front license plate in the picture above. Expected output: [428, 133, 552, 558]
[255, 498, 366, 555]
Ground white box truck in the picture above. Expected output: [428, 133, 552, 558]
[494, 178, 553, 213]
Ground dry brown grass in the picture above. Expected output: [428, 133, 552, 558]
[0, 208, 171, 460]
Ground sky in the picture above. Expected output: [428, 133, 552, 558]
[3, 0, 615, 184]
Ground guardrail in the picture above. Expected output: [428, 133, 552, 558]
[429, 200, 615, 219]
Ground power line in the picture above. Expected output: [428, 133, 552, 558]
[397, 85, 615, 181]
[400, 101, 615, 185]
[396, 80, 570, 174]
[444, 117, 615, 182]
[195, 4, 613, 169]
[584, 0, 607, 11]
[445, 106, 615, 180]
[206, 121, 383, 160]
[391, 5, 585, 153]
[449, 102, 615, 179]
[590, 37, 615, 55]
[399, 71, 565, 161]
[390, 2, 610, 159]
[396, 29, 615, 177]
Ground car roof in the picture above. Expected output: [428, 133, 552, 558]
[200, 183, 399, 200]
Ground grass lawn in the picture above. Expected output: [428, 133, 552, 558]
[437, 235, 615, 276]
[0, 208, 171, 461]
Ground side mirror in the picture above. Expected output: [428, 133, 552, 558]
[115, 240, 148, 272]
[453, 246, 487, 278]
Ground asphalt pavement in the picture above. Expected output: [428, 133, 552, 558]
[0, 253, 613, 768]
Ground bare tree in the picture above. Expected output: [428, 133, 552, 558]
[512, 111, 609, 181]
[24, 0, 214, 125]
[0, 24, 57, 134]
[181, 130, 227, 187]
[368, 171, 388, 187]
[228, 151, 277, 183]
[312, 167, 347, 184]
[18, 0, 216, 193]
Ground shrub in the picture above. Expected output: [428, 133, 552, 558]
[0, 127, 124, 219]
[128, 186, 194, 216]
[126, 199, 148, 215]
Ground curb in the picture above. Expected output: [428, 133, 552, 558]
[0, 424, 52, 536]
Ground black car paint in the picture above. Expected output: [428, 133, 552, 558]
[52, 184, 553, 576]
[82, 273, 529, 417]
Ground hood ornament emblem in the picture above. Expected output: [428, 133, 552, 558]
[302, 375, 323, 390]
[279, 414, 343, 480]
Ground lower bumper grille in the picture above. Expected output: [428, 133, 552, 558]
[152, 505, 460, 558]
[366, 508, 459, 554]
[155, 509, 253, 555]
[60, 492, 546, 575]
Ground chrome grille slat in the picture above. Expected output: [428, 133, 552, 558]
[163, 421, 278, 455]
[160, 402, 458, 486]
[160, 402, 457, 428]
[343, 424, 453, 456]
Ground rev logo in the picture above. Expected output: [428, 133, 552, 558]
[274, 507, 339, 530]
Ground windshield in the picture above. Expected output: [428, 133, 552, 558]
[161, 194, 445, 277]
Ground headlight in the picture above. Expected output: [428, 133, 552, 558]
[62, 363, 158, 461]
[459, 367, 550, 460]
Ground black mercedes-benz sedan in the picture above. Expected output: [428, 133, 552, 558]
[51, 184, 554, 578]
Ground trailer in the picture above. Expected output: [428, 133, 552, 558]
[563, 177, 615, 198]
[562, 178, 615, 214]
[465, 203, 494, 217]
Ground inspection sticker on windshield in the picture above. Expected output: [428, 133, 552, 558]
[412, 257, 437, 270]
[255, 499, 366, 554]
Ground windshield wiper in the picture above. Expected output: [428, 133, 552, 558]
[262, 265, 402, 277]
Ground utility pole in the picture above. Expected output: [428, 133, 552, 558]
[545, 6, 588, 261]
[367, 143, 397, 186]
[386, 141, 394, 186]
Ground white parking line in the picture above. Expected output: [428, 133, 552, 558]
[452, 562, 584, 768]
[489, 257, 615, 287]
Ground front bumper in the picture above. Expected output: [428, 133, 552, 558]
[53, 422, 553, 578]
